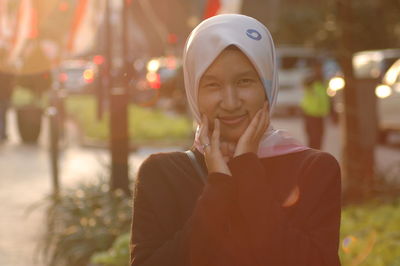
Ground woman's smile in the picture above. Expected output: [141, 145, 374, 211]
[218, 113, 248, 126]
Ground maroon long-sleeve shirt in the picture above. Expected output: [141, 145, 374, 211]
[130, 148, 341, 266]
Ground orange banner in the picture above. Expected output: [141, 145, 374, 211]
[203, 0, 220, 19]
[67, 0, 89, 52]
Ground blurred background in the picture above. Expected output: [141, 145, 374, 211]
[0, 0, 399, 265]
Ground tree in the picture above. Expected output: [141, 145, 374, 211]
[272, 0, 400, 202]
[334, 0, 400, 202]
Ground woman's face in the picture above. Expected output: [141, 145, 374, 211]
[198, 47, 268, 142]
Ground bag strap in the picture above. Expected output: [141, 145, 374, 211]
[185, 150, 207, 184]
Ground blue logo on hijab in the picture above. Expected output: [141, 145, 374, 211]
[246, 29, 262, 40]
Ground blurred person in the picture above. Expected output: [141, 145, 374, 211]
[130, 14, 341, 266]
[0, 70, 14, 141]
[0, 47, 15, 142]
[300, 59, 331, 149]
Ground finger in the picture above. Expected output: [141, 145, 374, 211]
[254, 102, 269, 139]
[199, 115, 212, 154]
[242, 107, 263, 140]
[199, 114, 210, 145]
[262, 102, 270, 132]
[263, 104, 270, 132]
[211, 118, 221, 153]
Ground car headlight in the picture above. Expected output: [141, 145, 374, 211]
[328, 77, 345, 91]
[147, 59, 160, 72]
[375, 84, 392, 99]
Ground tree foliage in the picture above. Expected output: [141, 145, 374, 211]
[274, 0, 400, 52]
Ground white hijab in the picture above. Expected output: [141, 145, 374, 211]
[183, 14, 308, 158]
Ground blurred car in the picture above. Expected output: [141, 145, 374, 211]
[145, 56, 181, 91]
[54, 59, 99, 93]
[375, 58, 400, 142]
[275, 47, 339, 116]
[353, 49, 400, 79]
[129, 56, 185, 109]
[327, 49, 400, 143]
[327, 49, 400, 96]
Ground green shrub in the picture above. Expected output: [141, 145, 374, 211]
[88, 197, 400, 266]
[339, 198, 400, 265]
[11, 86, 48, 108]
[64, 95, 193, 142]
[91, 233, 130, 266]
[38, 176, 132, 266]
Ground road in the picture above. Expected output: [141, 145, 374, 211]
[272, 116, 400, 172]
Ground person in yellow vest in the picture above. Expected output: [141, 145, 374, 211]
[300, 59, 330, 149]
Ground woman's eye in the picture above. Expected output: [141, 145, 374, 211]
[205, 83, 220, 89]
[237, 78, 254, 86]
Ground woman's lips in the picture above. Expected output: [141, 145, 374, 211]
[218, 113, 248, 125]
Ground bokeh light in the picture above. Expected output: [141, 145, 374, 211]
[375, 84, 392, 98]
[328, 76, 345, 91]
[147, 59, 160, 72]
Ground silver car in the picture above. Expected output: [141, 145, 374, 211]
[376, 59, 400, 142]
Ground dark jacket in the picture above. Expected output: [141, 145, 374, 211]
[130, 148, 341, 266]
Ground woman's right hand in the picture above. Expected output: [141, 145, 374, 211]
[199, 115, 232, 176]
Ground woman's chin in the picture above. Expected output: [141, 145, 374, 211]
[221, 130, 243, 143]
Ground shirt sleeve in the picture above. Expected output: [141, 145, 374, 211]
[130, 155, 235, 266]
[227, 152, 342, 266]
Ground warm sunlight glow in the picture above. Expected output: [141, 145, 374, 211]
[375, 84, 392, 98]
[329, 77, 345, 91]
[147, 59, 160, 72]
[83, 69, 94, 83]
[327, 87, 337, 97]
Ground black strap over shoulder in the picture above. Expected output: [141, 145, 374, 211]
[185, 150, 207, 184]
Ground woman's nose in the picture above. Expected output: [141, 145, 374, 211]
[220, 85, 241, 111]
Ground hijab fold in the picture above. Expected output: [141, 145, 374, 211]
[183, 14, 309, 158]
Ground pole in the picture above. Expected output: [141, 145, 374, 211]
[107, 0, 130, 194]
[48, 90, 60, 196]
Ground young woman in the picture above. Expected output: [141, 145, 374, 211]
[130, 14, 341, 266]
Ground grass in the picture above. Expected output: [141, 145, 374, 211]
[64, 95, 193, 144]
[339, 197, 400, 265]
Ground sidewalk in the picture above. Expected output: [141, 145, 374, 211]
[0, 110, 182, 266]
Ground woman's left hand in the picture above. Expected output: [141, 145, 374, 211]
[199, 115, 232, 176]
[233, 101, 269, 157]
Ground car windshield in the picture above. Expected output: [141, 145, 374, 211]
[383, 59, 400, 85]
[353, 51, 400, 79]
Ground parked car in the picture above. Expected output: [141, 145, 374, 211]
[129, 56, 186, 109]
[375, 58, 400, 142]
[353, 49, 400, 79]
[53, 59, 99, 93]
[327, 49, 400, 143]
[328, 49, 400, 95]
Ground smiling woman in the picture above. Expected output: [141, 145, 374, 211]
[198, 46, 267, 143]
[130, 14, 342, 266]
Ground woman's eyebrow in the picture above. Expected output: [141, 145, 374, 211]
[235, 70, 258, 78]
[200, 75, 218, 82]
